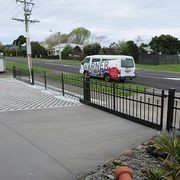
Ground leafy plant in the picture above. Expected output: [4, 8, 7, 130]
[153, 132, 180, 165]
[145, 168, 173, 180]
[145, 131, 180, 179]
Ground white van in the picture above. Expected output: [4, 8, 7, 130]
[80, 55, 136, 81]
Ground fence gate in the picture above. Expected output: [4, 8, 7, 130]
[81, 77, 166, 130]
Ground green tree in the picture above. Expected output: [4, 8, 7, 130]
[44, 33, 68, 48]
[102, 47, 116, 55]
[0, 41, 4, 52]
[31, 41, 47, 58]
[3, 47, 17, 56]
[61, 45, 73, 59]
[83, 43, 101, 56]
[149, 35, 180, 54]
[115, 41, 139, 60]
[89, 34, 107, 45]
[13, 35, 26, 48]
[68, 27, 91, 45]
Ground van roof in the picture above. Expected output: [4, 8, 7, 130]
[85, 55, 134, 59]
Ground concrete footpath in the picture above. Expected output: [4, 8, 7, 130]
[0, 77, 157, 180]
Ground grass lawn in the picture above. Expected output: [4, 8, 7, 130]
[6, 62, 52, 72]
[32, 58, 82, 64]
[52, 59, 82, 64]
[136, 64, 180, 73]
[6, 62, 147, 95]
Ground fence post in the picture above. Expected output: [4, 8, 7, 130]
[12, 66, 16, 78]
[113, 82, 116, 111]
[31, 69, 34, 85]
[83, 76, 91, 102]
[28, 70, 31, 84]
[44, 71, 47, 89]
[19, 69, 21, 80]
[166, 88, 175, 131]
[160, 90, 165, 130]
[61, 73, 65, 96]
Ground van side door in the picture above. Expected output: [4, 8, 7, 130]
[90, 58, 101, 77]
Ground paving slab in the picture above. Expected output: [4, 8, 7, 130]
[0, 77, 157, 180]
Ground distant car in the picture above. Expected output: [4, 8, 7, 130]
[80, 55, 136, 81]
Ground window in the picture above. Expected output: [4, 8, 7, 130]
[121, 59, 134, 68]
[102, 58, 117, 61]
[83, 58, 90, 63]
[92, 58, 101, 62]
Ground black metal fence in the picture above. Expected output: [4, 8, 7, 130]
[13, 67, 31, 84]
[167, 89, 180, 130]
[81, 77, 166, 130]
[12, 66, 83, 98]
[12, 66, 180, 131]
[173, 96, 180, 129]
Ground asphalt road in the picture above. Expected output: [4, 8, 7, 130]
[4, 57, 180, 91]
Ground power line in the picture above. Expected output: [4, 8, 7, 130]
[12, 0, 40, 73]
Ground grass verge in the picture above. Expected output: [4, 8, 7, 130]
[6, 62, 52, 72]
[6, 62, 148, 95]
[136, 64, 180, 73]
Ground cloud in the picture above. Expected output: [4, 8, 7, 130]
[0, 0, 180, 45]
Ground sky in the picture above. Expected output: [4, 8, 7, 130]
[0, 0, 180, 46]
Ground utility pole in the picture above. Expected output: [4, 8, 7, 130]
[12, 0, 39, 72]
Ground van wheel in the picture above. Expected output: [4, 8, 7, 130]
[120, 79, 125, 82]
[84, 71, 89, 77]
[104, 74, 111, 82]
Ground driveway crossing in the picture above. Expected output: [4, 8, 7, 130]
[0, 78, 80, 112]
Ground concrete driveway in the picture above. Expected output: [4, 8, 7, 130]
[0, 77, 157, 180]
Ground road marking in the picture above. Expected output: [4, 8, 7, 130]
[46, 62, 71, 67]
[138, 74, 180, 80]
[163, 78, 180, 81]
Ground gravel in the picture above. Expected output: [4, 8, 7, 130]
[79, 142, 163, 180]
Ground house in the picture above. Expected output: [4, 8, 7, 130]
[47, 43, 83, 56]
[142, 46, 154, 54]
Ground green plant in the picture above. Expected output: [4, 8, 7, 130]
[153, 132, 180, 165]
[145, 131, 180, 179]
[145, 168, 173, 180]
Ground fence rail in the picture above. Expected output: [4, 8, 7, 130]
[12, 66, 180, 131]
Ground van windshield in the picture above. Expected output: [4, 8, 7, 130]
[121, 59, 134, 68]
[82, 58, 90, 64]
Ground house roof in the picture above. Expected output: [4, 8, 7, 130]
[143, 46, 153, 52]
[51, 43, 83, 50]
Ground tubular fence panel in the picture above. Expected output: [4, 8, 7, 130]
[63, 73, 83, 98]
[11, 66, 180, 131]
[15, 68, 31, 84]
[33, 70, 46, 86]
[81, 78, 165, 130]
[33, 70, 84, 98]
[173, 96, 180, 130]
